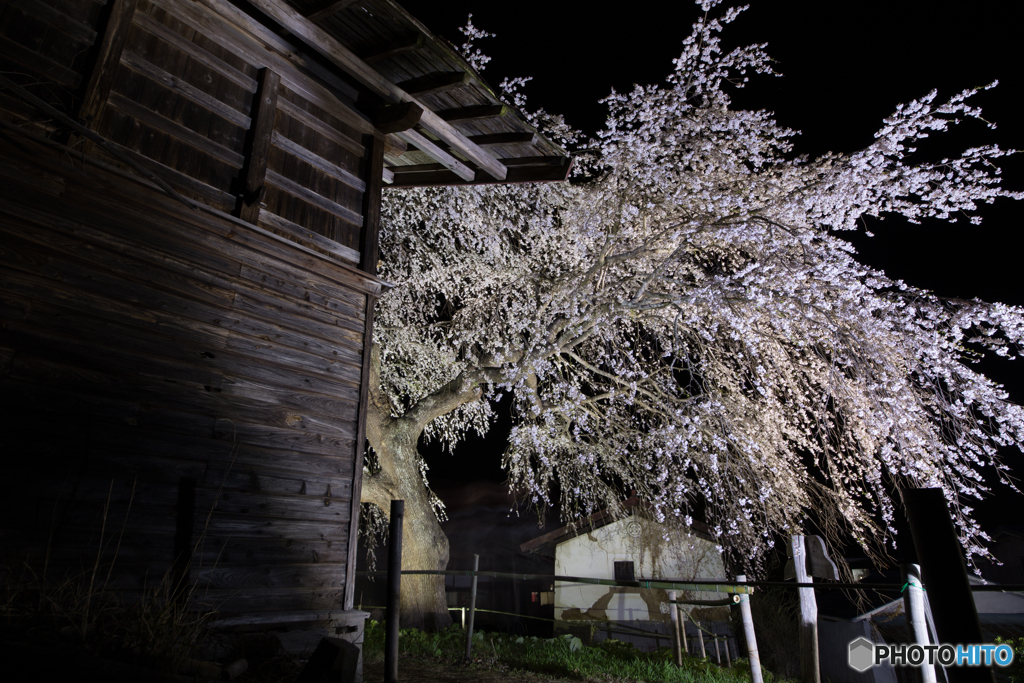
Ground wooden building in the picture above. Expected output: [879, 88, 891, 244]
[0, 0, 569, 660]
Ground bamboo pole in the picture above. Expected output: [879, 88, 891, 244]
[902, 563, 938, 683]
[737, 574, 763, 683]
[697, 620, 706, 658]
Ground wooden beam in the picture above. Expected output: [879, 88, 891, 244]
[390, 156, 567, 175]
[235, 68, 280, 224]
[304, 0, 358, 23]
[468, 132, 537, 147]
[435, 104, 510, 122]
[120, 51, 251, 129]
[383, 134, 407, 157]
[271, 131, 366, 193]
[396, 129, 473, 182]
[391, 158, 572, 187]
[277, 98, 365, 158]
[265, 169, 363, 227]
[361, 34, 423, 64]
[240, 0, 508, 181]
[395, 71, 470, 97]
[257, 211, 360, 264]
[372, 101, 423, 135]
[78, 0, 138, 127]
[107, 92, 244, 167]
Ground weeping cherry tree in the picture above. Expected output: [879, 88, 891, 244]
[357, 1, 1024, 629]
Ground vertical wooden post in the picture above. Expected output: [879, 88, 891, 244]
[384, 500, 403, 683]
[79, 0, 138, 128]
[724, 637, 732, 668]
[696, 620, 706, 658]
[669, 590, 683, 668]
[792, 535, 820, 683]
[344, 293, 378, 611]
[737, 575, 763, 683]
[714, 631, 722, 665]
[902, 563, 938, 683]
[905, 489, 992, 683]
[360, 132, 385, 274]
[464, 554, 479, 659]
[236, 68, 280, 225]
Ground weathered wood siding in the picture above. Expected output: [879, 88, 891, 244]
[0, 127, 377, 615]
[0, 0, 386, 619]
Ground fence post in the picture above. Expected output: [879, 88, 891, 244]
[724, 636, 732, 668]
[697, 620, 706, 658]
[464, 554, 479, 659]
[902, 563, 938, 683]
[384, 500, 404, 683]
[905, 489, 992, 683]
[792, 535, 821, 683]
[714, 631, 722, 665]
[737, 574, 763, 683]
[669, 590, 683, 668]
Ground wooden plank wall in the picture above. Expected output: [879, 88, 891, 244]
[0, 0, 380, 267]
[0, 124, 377, 615]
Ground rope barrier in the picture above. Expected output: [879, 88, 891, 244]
[357, 570, 1024, 593]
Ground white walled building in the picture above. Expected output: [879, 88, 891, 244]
[522, 499, 732, 650]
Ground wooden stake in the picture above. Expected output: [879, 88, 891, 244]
[736, 574, 764, 683]
[669, 590, 683, 668]
[384, 500, 404, 683]
[697, 620, 706, 658]
[791, 535, 820, 683]
[465, 554, 479, 659]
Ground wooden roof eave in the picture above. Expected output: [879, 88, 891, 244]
[243, 0, 509, 182]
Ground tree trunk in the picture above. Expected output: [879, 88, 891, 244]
[361, 428, 451, 631]
[361, 345, 483, 631]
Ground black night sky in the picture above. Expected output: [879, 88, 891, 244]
[391, 1, 1024, 548]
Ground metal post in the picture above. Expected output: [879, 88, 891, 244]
[737, 574, 763, 683]
[669, 590, 683, 668]
[464, 554, 479, 659]
[902, 563, 938, 683]
[697, 620, 706, 658]
[792, 535, 820, 683]
[384, 500, 404, 683]
[461, 606, 466, 629]
[905, 489, 991, 683]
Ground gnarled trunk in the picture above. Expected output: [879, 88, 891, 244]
[360, 427, 452, 631]
[361, 345, 483, 631]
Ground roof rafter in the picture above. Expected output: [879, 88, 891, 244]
[243, 0, 508, 181]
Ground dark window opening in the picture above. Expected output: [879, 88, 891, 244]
[614, 561, 635, 582]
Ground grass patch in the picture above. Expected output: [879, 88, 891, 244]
[364, 620, 794, 683]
